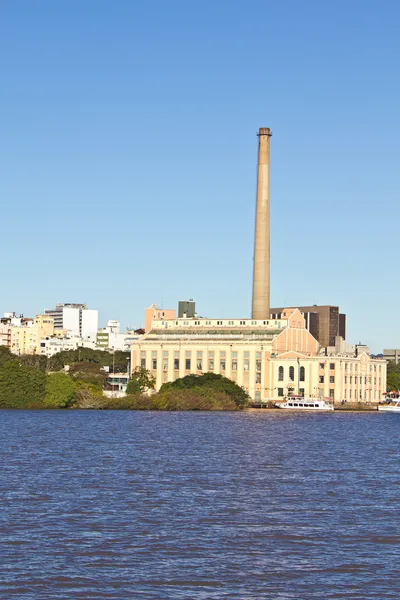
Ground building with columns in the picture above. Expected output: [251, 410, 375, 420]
[130, 308, 386, 403]
[131, 127, 386, 404]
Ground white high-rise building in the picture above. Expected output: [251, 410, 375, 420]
[44, 303, 98, 339]
[62, 307, 81, 335]
[81, 309, 99, 341]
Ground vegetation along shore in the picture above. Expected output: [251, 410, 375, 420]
[1, 345, 398, 411]
[0, 347, 248, 410]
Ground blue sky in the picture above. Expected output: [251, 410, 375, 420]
[1, 0, 399, 352]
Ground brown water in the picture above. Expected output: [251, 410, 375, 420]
[1, 410, 399, 599]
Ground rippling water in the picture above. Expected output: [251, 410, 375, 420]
[1, 410, 399, 599]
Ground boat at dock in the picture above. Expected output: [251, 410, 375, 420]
[275, 395, 334, 411]
[378, 400, 400, 412]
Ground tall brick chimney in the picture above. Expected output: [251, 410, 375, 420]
[251, 127, 271, 320]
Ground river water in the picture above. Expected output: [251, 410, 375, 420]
[0, 410, 399, 599]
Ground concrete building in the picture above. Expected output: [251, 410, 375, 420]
[45, 303, 98, 339]
[131, 126, 386, 404]
[131, 309, 385, 403]
[384, 349, 400, 364]
[96, 320, 124, 351]
[271, 305, 346, 347]
[0, 323, 12, 348]
[145, 304, 176, 333]
[103, 373, 130, 398]
[96, 320, 140, 352]
[178, 300, 196, 319]
[39, 335, 96, 357]
[10, 315, 54, 355]
[81, 309, 98, 340]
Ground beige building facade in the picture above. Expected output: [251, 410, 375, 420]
[10, 315, 54, 355]
[131, 310, 386, 404]
[144, 304, 176, 333]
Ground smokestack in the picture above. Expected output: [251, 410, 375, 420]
[252, 127, 271, 320]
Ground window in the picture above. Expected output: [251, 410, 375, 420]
[350, 376, 352, 384]
[329, 389, 334, 399]
[278, 388, 284, 397]
[330, 363, 335, 370]
[141, 358, 146, 368]
[163, 351, 168, 358]
[319, 375, 324, 384]
[185, 359, 191, 370]
[289, 366, 295, 381]
[255, 391, 261, 401]
[185, 351, 191, 358]
[244, 359, 249, 372]
[163, 359, 168, 371]
[209, 359, 214, 370]
[300, 366, 305, 382]
[278, 366, 284, 381]
[220, 359, 226, 371]
[256, 351, 261, 359]
[344, 376, 347, 383]
[330, 376, 335, 384]
[256, 360, 261, 371]
[197, 360, 202, 370]
[255, 372, 261, 384]
[319, 363, 325, 369]
[174, 358, 179, 370]
[232, 358, 237, 371]
[152, 359, 157, 370]
[299, 388, 304, 397]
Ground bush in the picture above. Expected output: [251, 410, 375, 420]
[75, 380, 106, 409]
[44, 373, 76, 408]
[159, 373, 248, 408]
[0, 361, 46, 408]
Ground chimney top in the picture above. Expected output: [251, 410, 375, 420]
[258, 127, 272, 136]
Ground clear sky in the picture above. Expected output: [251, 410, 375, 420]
[1, 0, 399, 352]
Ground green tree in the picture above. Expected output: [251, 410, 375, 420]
[0, 346, 15, 368]
[48, 348, 130, 373]
[126, 367, 156, 394]
[387, 361, 400, 392]
[44, 373, 77, 408]
[159, 372, 248, 408]
[68, 361, 107, 386]
[19, 354, 48, 372]
[0, 361, 46, 408]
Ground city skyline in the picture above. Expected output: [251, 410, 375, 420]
[1, 1, 400, 352]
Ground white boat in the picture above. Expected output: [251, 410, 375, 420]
[378, 400, 400, 412]
[276, 396, 334, 411]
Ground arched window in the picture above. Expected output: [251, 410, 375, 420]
[289, 366, 295, 381]
[300, 366, 305, 382]
[278, 366, 284, 381]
